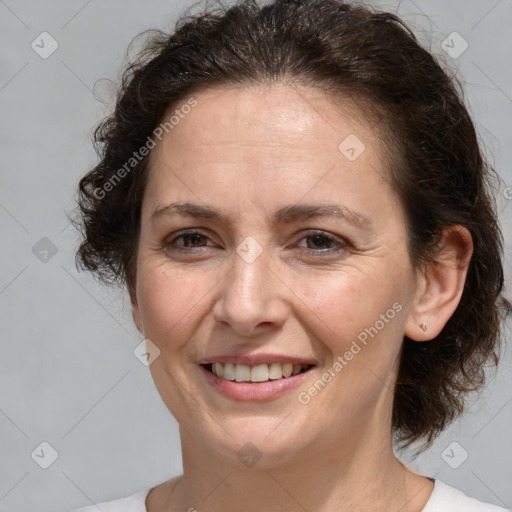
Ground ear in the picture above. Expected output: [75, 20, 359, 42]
[404, 225, 473, 341]
[129, 285, 144, 335]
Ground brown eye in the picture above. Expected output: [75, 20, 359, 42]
[305, 234, 335, 250]
[163, 230, 213, 253]
[296, 231, 349, 255]
[175, 233, 208, 247]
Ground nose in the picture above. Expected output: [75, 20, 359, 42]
[212, 246, 289, 338]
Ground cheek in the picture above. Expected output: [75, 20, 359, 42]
[137, 265, 217, 348]
[294, 270, 406, 422]
[293, 263, 408, 411]
[293, 266, 400, 349]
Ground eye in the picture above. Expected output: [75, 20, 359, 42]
[163, 229, 215, 253]
[162, 229, 350, 257]
[295, 230, 349, 255]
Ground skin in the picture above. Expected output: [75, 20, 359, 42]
[130, 83, 473, 512]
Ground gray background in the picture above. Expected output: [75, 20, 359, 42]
[0, 1, 511, 511]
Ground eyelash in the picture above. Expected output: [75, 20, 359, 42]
[163, 229, 349, 256]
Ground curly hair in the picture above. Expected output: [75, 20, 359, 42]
[73, 0, 511, 449]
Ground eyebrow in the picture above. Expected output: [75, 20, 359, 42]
[151, 201, 373, 230]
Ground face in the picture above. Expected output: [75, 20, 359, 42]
[132, 84, 421, 467]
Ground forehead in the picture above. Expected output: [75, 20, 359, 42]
[159, 84, 381, 149]
[149, 84, 388, 172]
[143, 83, 400, 226]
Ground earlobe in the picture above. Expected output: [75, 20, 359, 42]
[404, 225, 473, 342]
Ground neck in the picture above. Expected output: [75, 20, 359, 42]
[154, 424, 433, 512]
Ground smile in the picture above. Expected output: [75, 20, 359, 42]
[198, 360, 316, 401]
[202, 362, 313, 382]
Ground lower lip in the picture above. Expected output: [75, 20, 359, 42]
[199, 365, 314, 401]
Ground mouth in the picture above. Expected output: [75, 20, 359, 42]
[198, 360, 317, 401]
[200, 362, 315, 383]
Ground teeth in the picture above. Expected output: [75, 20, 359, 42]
[282, 363, 293, 377]
[223, 363, 236, 381]
[234, 364, 251, 382]
[268, 362, 283, 379]
[209, 362, 309, 382]
[251, 364, 269, 382]
[214, 362, 224, 378]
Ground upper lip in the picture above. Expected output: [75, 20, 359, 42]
[197, 353, 318, 366]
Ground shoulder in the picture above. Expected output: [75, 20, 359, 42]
[423, 480, 510, 512]
[69, 487, 151, 512]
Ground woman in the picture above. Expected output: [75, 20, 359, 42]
[71, 0, 511, 510]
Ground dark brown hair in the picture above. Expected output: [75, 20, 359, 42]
[73, 0, 511, 449]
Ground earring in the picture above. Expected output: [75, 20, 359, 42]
[419, 323, 427, 332]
